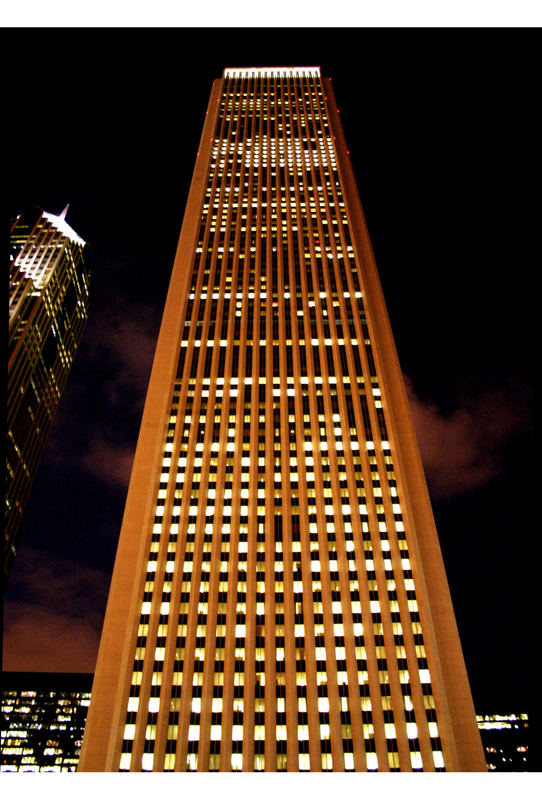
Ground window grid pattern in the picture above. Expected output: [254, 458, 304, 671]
[1, 681, 91, 773]
[7, 209, 89, 581]
[117, 68, 444, 772]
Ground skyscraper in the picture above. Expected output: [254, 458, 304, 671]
[6, 206, 90, 586]
[80, 67, 485, 772]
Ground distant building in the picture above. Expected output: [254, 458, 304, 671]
[6, 206, 90, 586]
[477, 713, 529, 771]
[1, 672, 92, 772]
[80, 67, 484, 772]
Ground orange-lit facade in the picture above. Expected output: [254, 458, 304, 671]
[6, 206, 89, 585]
[79, 67, 485, 772]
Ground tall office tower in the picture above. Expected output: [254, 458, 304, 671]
[6, 206, 90, 585]
[80, 67, 485, 772]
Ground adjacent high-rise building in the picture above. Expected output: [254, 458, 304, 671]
[80, 67, 485, 772]
[6, 206, 90, 585]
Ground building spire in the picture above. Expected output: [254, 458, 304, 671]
[59, 203, 70, 220]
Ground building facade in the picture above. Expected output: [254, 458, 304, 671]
[6, 206, 90, 585]
[80, 67, 485, 772]
[477, 713, 529, 771]
[1, 672, 92, 772]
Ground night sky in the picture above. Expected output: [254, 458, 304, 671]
[4, 28, 535, 728]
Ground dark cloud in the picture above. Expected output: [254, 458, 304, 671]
[3, 548, 110, 672]
[71, 301, 157, 490]
[3, 603, 101, 673]
[407, 376, 533, 498]
[85, 300, 159, 409]
[81, 435, 135, 490]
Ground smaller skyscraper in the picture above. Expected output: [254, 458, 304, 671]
[6, 206, 90, 586]
[476, 713, 529, 771]
[1, 672, 92, 772]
